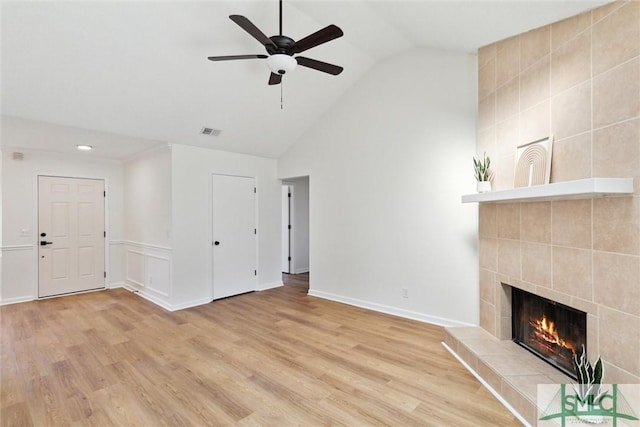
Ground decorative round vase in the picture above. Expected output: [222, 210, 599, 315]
[477, 181, 492, 193]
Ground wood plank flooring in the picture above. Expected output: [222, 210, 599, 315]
[1, 274, 520, 426]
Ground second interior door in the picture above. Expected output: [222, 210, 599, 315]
[211, 174, 257, 300]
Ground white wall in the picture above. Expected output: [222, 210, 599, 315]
[278, 47, 479, 326]
[171, 144, 281, 309]
[124, 146, 172, 247]
[122, 146, 173, 307]
[0, 147, 124, 303]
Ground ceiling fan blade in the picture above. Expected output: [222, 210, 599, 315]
[208, 54, 268, 61]
[292, 25, 343, 54]
[268, 73, 282, 85]
[229, 15, 276, 49]
[295, 57, 343, 75]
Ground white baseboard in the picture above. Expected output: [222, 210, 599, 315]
[121, 284, 171, 311]
[257, 281, 283, 291]
[0, 295, 35, 306]
[122, 283, 138, 293]
[125, 286, 211, 312]
[307, 289, 475, 328]
[441, 341, 530, 426]
[108, 282, 125, 289]
[293, 268, 309, 274]
[169, 297, 212, 311]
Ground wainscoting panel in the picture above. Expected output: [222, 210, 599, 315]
[146, 254, 170, 297]
[124, 242, 172, 308]
[0, 245, 36, 304]
[125, 249, 146, 288]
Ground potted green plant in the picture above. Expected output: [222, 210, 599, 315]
[572, 345, 606, 424]
[473, 152, 493, 193]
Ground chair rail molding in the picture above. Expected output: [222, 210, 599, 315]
[1, 244, 35, 252]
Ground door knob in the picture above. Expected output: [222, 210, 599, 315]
[214, 241, 220, 246]
[40, 241, 53, 246]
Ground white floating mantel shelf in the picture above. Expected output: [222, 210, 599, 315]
[461, 178, 634, 204]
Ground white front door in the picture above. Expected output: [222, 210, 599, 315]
[38, 176, 105, 297]
[211, 174, 256, 300]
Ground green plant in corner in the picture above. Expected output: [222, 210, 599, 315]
[473, 152, 493, 182]
[573, 345, 606, 406]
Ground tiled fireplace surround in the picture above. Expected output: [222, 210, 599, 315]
[444, 1, 640, 424]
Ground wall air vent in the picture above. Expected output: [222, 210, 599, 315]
[12, 152, 24, 161]
[200, 127, 222, 137]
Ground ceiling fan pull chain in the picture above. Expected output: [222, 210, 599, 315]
[281, 81, 284, 110]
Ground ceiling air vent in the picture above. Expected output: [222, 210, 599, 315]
[200, 127, 222, 137]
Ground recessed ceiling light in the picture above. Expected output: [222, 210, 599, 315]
[76, 145, 93, 151]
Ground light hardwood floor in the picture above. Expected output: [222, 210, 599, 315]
[1, 274, 520, 426]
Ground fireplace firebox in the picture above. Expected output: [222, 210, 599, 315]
[512, 288, 586, 379]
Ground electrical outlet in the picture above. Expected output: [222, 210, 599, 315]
[402, 288, 408, 298]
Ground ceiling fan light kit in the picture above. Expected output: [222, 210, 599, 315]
[267, 54, 297, 75]
[207, 0, 343, 86]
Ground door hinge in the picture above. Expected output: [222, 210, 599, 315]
[288, 225, 291, 230]
[254, 187, 256, 194]
[104, 231, 106, 238]
[254, 270, 257, 276]
[288, 193, 291, 198]
[288, 256, 291, 261]
[103, 191, 106, 197]
[104, 271, 106, 278]
[254, 228, 257, 235]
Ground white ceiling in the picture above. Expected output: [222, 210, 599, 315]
[1, 1, 606, 160]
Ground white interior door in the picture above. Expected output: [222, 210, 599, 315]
[38, 176, 105, 297]
[212, 174, 256, 300]
[281, 185, 291, 273]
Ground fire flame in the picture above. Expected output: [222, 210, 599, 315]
[530, 315, 576, 353]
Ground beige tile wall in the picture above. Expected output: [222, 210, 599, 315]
[476, 0, 640, 384]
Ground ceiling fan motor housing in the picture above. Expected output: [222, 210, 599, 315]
[266, 35, 296, 54]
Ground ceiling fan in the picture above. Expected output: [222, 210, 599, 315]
[207, 0, 344, 85]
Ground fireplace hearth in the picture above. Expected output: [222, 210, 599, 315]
[512, 288, 587, 379]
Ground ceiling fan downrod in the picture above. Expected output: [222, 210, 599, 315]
[279, 0, 283, 36]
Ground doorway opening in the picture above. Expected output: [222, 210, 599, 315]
[281, 184, 292, 273]
[281, 177, 309, 276]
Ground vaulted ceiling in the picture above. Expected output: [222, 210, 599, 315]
[1, 1, 605, 160]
